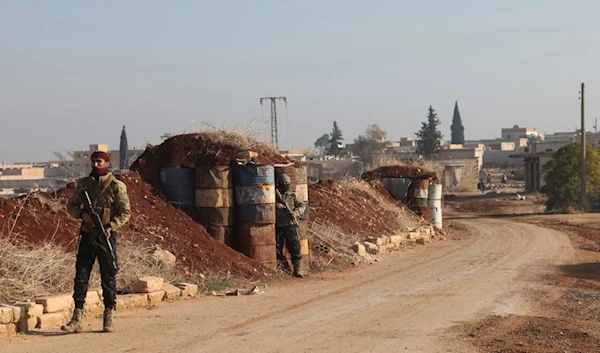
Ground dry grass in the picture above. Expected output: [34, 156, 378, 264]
[306, 220, 357, 271]
[339, 179, 421, 230]
[0, 224, 186, 303]
[189, 121, 278, 152]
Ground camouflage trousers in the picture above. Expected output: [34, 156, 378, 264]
[276, 225, 302, 265]
[72, 231, 118, 310]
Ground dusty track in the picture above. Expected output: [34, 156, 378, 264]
[1, 218, 573, 353]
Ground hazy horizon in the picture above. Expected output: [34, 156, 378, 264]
[2, 1, 599, 164]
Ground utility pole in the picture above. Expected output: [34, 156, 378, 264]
[260, 96, 287, 149]
[594, 118, 598, 134]
[580, 83, 586, 209]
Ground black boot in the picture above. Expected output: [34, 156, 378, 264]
[277, 259, 292, 275]
[103, 309, 114, 332]
[292, 260, 303, 278]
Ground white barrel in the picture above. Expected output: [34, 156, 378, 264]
[427, 184, 442, 229]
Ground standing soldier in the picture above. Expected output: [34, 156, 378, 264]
[275, 173, 306, 278]
[62, 151, 131, 333]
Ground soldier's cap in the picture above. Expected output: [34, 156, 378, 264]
[277, 173, 291, 185]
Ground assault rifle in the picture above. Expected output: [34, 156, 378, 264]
[275, 189, 304, 237]
[83, 191, 118, 274]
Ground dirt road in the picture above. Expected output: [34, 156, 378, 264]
[1, 218, 573, 353]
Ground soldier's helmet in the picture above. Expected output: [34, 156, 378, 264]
[277, 173, 291, 185]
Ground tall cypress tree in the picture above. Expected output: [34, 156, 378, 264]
[328, 121, 344, 155]
[119, 125, 129, 170]
[415, 105, 443, 156]
[451, 101, 465, 144]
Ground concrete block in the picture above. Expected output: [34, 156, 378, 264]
[379, 243, 394, 252]
[132, 276, 164, 293]
[147, 290, 166, 305]
[0, 307, 13, 324]
[115, 294, 148, 311]
[179, 283, 198, 297]
[83, 303, 104, 316]
[38, 311, 69, 329]
[407, 231, 421, 240]
[381, 236, 391, 245]
[162, 283, 182, 300]
[367, 237, 385, 246]
[363, 241, 379, 255]
[0, 323, 17, 338]
[389, 235, 403, 245]
[351, 242, 366, 257]
[35, 294, 74, 313]
[34, 304, 44, 318]
[18, 317, 38, 333]
[85, 290, 101, 306]
[12, 302, 36, 318]
[416, 238, 426, 245]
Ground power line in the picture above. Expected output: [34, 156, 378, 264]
[259, 97, 287, 149]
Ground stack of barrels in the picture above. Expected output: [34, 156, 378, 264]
[194, 166, 236, 248]
[234, 165, 277, 269]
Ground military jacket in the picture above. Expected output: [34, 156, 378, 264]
[67, 174, 131, 232]
[276, 189, 306, 226]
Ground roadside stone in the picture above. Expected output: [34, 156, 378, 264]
[38, 311, 69, 329]
[85, 290, 101, 306]
[115, 294, 149, 311]
[147, 290, 166, 305]
[179, 283, 198, 297]
[0, 307, 13, 324]
[83, 303, 105, 316]
[19, 317, 37, 333]
[351, 242, 366, 257]
[132, 276, 164, 293]
[378, 243, 394, 252]
[363, 241, 379, 255]
[416, 238, 426, 245]
[367, 237, 385, 246]
[407, 231, 421, 240]
[162, 283, 182, 300]
[34, 304, 44, 318]
[12, 302, 35, 319]
[35, 294, 74, 313]
[389, 235, 403, 245]
[0, 323, 17, 338]
[151, 249, 176, 267]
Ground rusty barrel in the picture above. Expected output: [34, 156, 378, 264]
[295, 163, 309, 220]
[195, 166, 236, 248]
[407, 178, 430, 218]
[234, 165, 276, 268]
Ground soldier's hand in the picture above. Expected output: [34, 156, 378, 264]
[276, 203, 286, 209]
[105, 227, 112, 239]
[81, 211, 94, 226]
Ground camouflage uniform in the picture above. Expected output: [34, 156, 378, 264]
[275, 189, 306, 275]
[66, 173, 131, 311]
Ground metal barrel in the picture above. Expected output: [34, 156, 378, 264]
[274, 164, 297, 189]
[427, 183, 443, 229]
[195, 166, 236, 247]
[160, 167, 196, 208]
[295, 163, 309, 220]
[234, 165, 276, 267]
[381, 178, 412, 201]
[406, 178, 430, 218]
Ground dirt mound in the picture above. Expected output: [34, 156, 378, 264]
[1, 172, 273, 279]
[130, 132, 292, 185]
[361, 165, 437, 181]
[308, 179, 424, 238]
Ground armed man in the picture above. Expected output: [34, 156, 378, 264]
[275, 173, 306, 278]
[62, 151, 131, 333]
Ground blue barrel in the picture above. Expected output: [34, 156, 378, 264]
[160, 167, 195, 208]
[234, 165, 276, 224]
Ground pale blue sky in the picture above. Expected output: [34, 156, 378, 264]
[1, 0, 599, 163]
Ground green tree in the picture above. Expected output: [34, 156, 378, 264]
[328, 121, 344, 155]
[541, 143, 600, 211]
[450, 101, 465, 144]
[415, 105, 443, 156]
[314, 133, 330, 154]
[119, 125, 129, 171]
